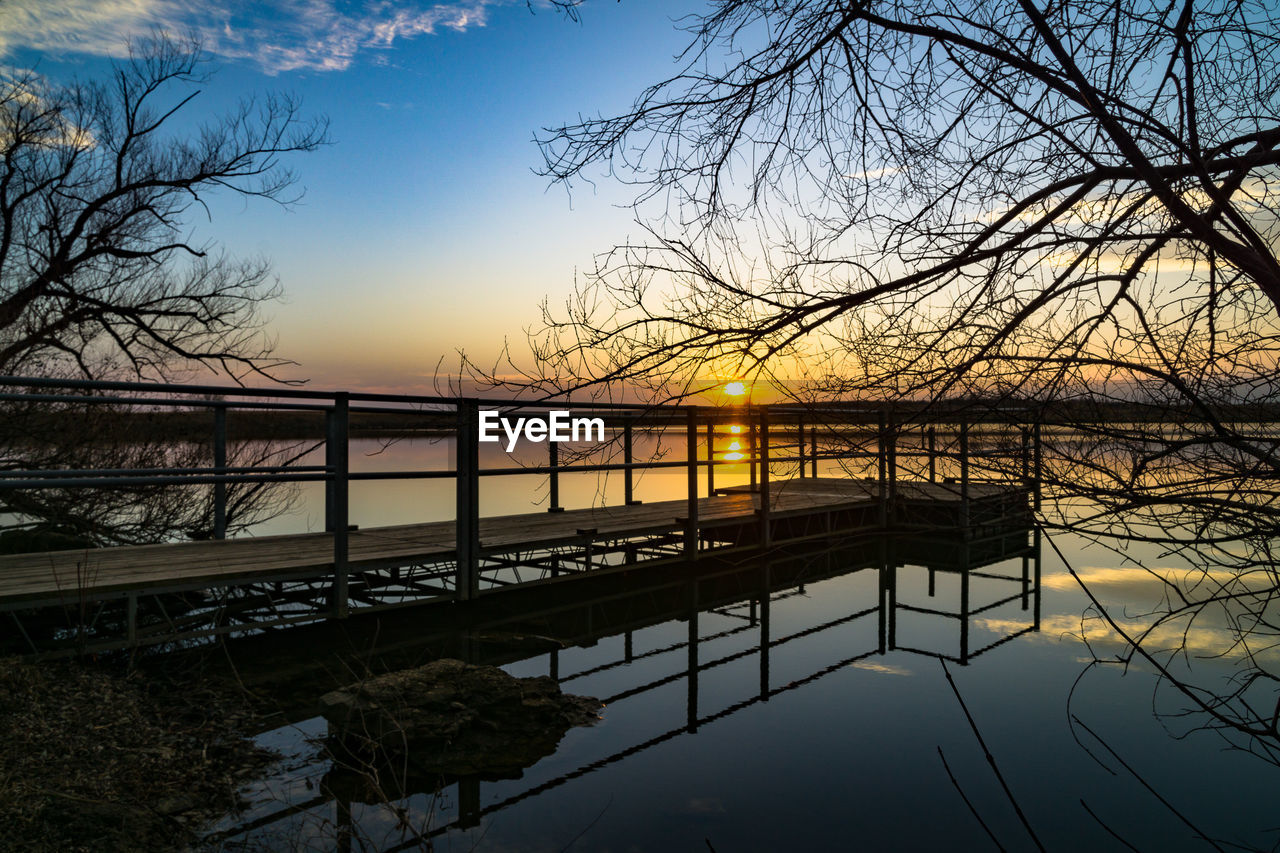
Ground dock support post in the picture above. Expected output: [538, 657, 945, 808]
[759, 564, 771, 699]
[887, 561, 897, 651]
[706, 419, 715, 496]
[687, 578, 699, 732]
[548, 439, 563, 512]
[748, 404, 756, 490]
[456, 399, 480, 600]
[624, 422, 637, 505]
[213, 405, 227, 540]
[685, 408, 699, 560]
[330, 393, 350, 618]
[960, 549, 971, 663]
[1021, 551, 1030, 610]
[759, 408, 771, 547]
[959, 418, 970, 534]
[1033, 527, 1042, 630]
[877, 541, 888, 654]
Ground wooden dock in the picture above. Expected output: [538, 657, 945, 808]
[0, 480, 881, 608]
[0, 476, 1029, 657]
[0, 376, 1043, 655]
[0, 477, 1025, 621]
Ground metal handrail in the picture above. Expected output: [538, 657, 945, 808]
[0, 374, 1044, 615]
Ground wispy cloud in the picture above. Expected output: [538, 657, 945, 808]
[0, 0, 507, 73]
[850, 660, 912, 676]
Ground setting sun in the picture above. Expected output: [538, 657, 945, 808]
[723, 381, 747, 396]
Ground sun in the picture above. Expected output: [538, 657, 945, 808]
[723, 381, 747, 397]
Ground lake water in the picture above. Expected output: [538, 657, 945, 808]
[195, 438, 1280, 851]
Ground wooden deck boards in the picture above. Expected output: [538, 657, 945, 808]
[0, 477, 1020, 607]
[717, 476, 1024, 502]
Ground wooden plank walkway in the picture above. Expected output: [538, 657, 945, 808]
[716, 477, 1021, 502]
[0, 480, 883, 608]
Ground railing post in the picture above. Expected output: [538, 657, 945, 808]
[624, 421, 637, 505]
[959, 418, 970, 532]
[797, 415, 806, 478]
[331, 392, 350, 618]
[456, 399, 480, 600]
[325, 408, 336, 533]
[706, 419, 715, 497]
[548, 438, 563, 512]
[1021, 426, 1031, 489]
[747, 404, 757, 490]
[887, 411, 897, 506]
[1033, 420, 1043, 511]
[685, 408, 699, 559]
[928, 426, 937, 483]
[810, 422, 818, 478]
[759, 407, 771, 547]
[877, 410, 887, 526]
[213, 404, 227, 540]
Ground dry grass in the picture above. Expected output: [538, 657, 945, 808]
[0, 656, 274, 852]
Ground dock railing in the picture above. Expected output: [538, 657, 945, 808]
[0, 376, 1043, 614]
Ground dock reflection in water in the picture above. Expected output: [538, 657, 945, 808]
[201, 524, 1040, 851]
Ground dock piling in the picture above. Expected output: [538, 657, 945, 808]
[759, 408, 771, 547]
[548, 439, 563, 513]
[685, 408, 699, 559]
[455, 399, 480, 600]
[330, 392, 350, 617]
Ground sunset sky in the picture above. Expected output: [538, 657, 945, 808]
[0, 0, 694, 392]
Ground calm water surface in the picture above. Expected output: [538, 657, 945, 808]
[198, 439, 1278, 851]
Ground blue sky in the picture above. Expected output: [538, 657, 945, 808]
[0, 1, 696, 391]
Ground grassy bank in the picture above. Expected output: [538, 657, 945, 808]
[0, 656, 272, 852]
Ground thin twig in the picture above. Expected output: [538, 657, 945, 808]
[941, 658, 1046, 852]
[937, 745, 1008, 851]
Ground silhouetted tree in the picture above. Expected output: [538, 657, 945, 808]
[0, 34, 326, 380]
[461, 0, 1280, 752]
[0, 34, 327, 545]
